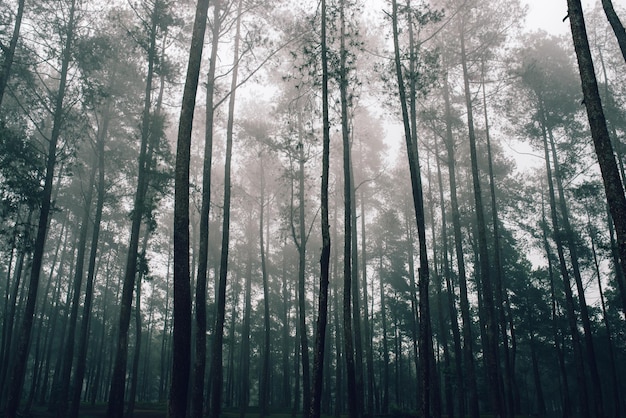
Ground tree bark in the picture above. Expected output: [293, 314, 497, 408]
[567, 0, 626, 315]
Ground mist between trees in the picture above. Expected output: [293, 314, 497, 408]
[1, 0, 625, 417]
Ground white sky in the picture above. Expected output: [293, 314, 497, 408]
[522, 0, 596, 35]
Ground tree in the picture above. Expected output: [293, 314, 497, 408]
[567, 0, 626, 331]
[192, 1, 223, 416]
[170, 0, 210, 414]
[0, 0, 25, 109]
[209, 2, 243, 417]
[600, 0, 626, 62]
[107, 1, 176, 415]
[390, 0, 438, 416]
[4, 0, 77, 415]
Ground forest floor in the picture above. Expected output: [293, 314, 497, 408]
[23, 405, 531, 418]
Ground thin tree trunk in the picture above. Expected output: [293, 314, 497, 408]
[259, 162, 271, 418]
[547, 128, 604, 418]
[539, 101, 590, 418]
[209, 3, 242, 417]
[239, 250, 252, 418]
[442, 70, 479, 418]
[481, 64, 515, 418]
[379, 244, 389, 414]
[434, 135, 465, 418]
[108, 4, 159, 415]
[587, 210, 622, 418]
[391, 1, 436, 415]
[459, 20, 505, 418]
[339, 3, 358, 418]
[4, 0, 76, 414]
[540, 196, 571, 418]
[55, 154, 97, 418]
[69, 87, 110, 418]
[309, 2, 331, 413]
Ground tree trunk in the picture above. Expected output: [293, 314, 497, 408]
[55, 152, 97, 418]
[379, 245, 389, 414]
[4, 0, 77, 414]
[601, 0, 626, 62]
[434, 135, 465, 418]
[442, 70, 479, 418]
[170, 0, 210, 415]
[239, 250, 252, 418]
[69, 85, 110, 418]
[567, 0, 626, 312]
[339, 3, 358, 418]
[587, 210, 622, 418]
[391, 1, 437, 415]
[108, 4, 159, 415]
[459, 22, 504, 418]
[192, 2, 220, 415]
[547, 128, 604, 418]
[540, 198, 571, 418]
[539, 100, 590, 418]
[0, 0, 25, 108]
[309, 3, 331, 414]
[259, 161, 271, 418]
[209, 3, 242, 417]
[481, 65, 516, 418]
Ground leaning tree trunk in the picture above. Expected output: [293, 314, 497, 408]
[600, 0, 626, 62]
[4, 1, 77, 415]
[567, 0, 626, 312]
[0, 0, 25, 108]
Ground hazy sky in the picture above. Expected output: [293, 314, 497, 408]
[522, 0, 596, 35]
